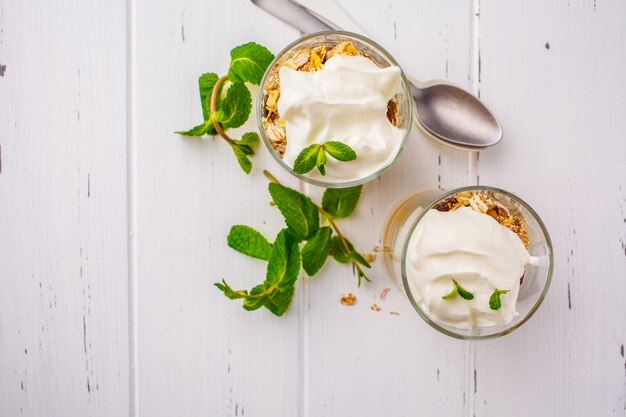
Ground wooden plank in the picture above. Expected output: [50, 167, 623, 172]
[472, 1, 626, 415]
[302, 1, 473, 415]
[0, 1, 129, 416]
[132, 1, 302, 416]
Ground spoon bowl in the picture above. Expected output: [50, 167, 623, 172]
[411, 83, 503, 148]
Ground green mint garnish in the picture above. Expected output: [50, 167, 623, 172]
[268, 182, 319, 241]
[316, 147, 327, 176]
[442, 284, 458, 300]
[293, 143, 321, 174]
[227, 225, 273, 261]
[324, 141, 357, 161]
[301, 227, 332, 276]
[215, 171, 372, 316]
[293, 141, 357, 176]
[442, 279, 475, 301]
[198, 72, 219, 122]
[217, 228, 301, 316]
[214, 82, 251, 129]
[489, 288, 510, 310]
[177, 43, 274, 174]
[322, 186, 362, 218]
[228, 42, 275, 85]
[327, 235, 371, 286]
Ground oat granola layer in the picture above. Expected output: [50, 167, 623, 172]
[433, 191, 530, 246]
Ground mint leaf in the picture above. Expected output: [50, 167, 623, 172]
[239, 132, 259, 146]
[231, 144, 252, 174]
[489, 288, 510, 310]
[243, 283, 269, 311]
[215, 82, 251, 129]
[232, 132, 260, 156]
[324, 141, 357, 161]
[350, 249, 371, 268]
[442, 282, 458, 300]
[321, 185, 362, 218]
[301, 227, 332, 276]
[268, 183, 319, 241]
[199, 72, 219, 121]
[316, 147, 327, 176]
[454, 280, 474, 300]
[227, 225, 273, 260]
[264, 285, 295, 316]
[266, 229, 301, 291]
[328, 235, 370, 275]
[293, 144, 321, 174]
[355, 264, 371, 286]
[329, 236, 351, 263]
[176, 120, 213, 136]
[176, 72, 219, 137]
[441, 280, 474, 301]
[228, 42, 275, 85]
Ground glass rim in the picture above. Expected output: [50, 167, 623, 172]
[399, 185, 554, 340]
[257, 30, 414, 189]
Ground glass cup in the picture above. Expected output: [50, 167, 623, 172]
[382, 186, 553, 340]
[257, 31, 413, 188]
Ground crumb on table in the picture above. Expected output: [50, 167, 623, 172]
[380, 287, 390, 301]
[340, 293, 357, 306]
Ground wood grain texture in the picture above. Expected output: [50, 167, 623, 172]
[472, 0, 626, 416]
[131, 1, 302, 416]
[2, 0, 626, 416]
[300, 1, 474, 416]
[0, 1, 129, 416]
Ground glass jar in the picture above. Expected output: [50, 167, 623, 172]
[382, 186, 553, 339]
[257, 31, 413, 188]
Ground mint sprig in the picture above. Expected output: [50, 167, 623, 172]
[442, 279, 475, 301]
[215, 172, 370, 316]
[216, 228, 301, 315]
[177, 42, 274, 174]
[293, 141, 357, 176]
[489, 288, 510, 310]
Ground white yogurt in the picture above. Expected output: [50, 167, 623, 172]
[406, 206, 538, 329]
[277, 55, 405, 183]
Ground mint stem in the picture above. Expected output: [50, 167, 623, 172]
[263, 170, 280, 184]
[210, 74, 236, 146]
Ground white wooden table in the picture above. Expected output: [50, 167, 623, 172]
[2, 0, 626, 416]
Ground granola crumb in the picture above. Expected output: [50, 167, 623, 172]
[389, 310, 400, 316]
[371, 303, 381, 312]
[380, 287, 390, 301]
[340, 293, 357, 306]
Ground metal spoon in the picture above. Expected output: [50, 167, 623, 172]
[252, 0, 503, 148]
[409, 81, 502, 148]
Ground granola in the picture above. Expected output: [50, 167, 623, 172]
[380, 287, 390, 301]
[340, 293, 357, 306]
[433, 191, 530, 246]
[262, 41, 401, 157]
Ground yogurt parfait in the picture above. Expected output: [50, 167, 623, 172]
[382, 187, 553, 339]
[258, 32, 413, 188]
